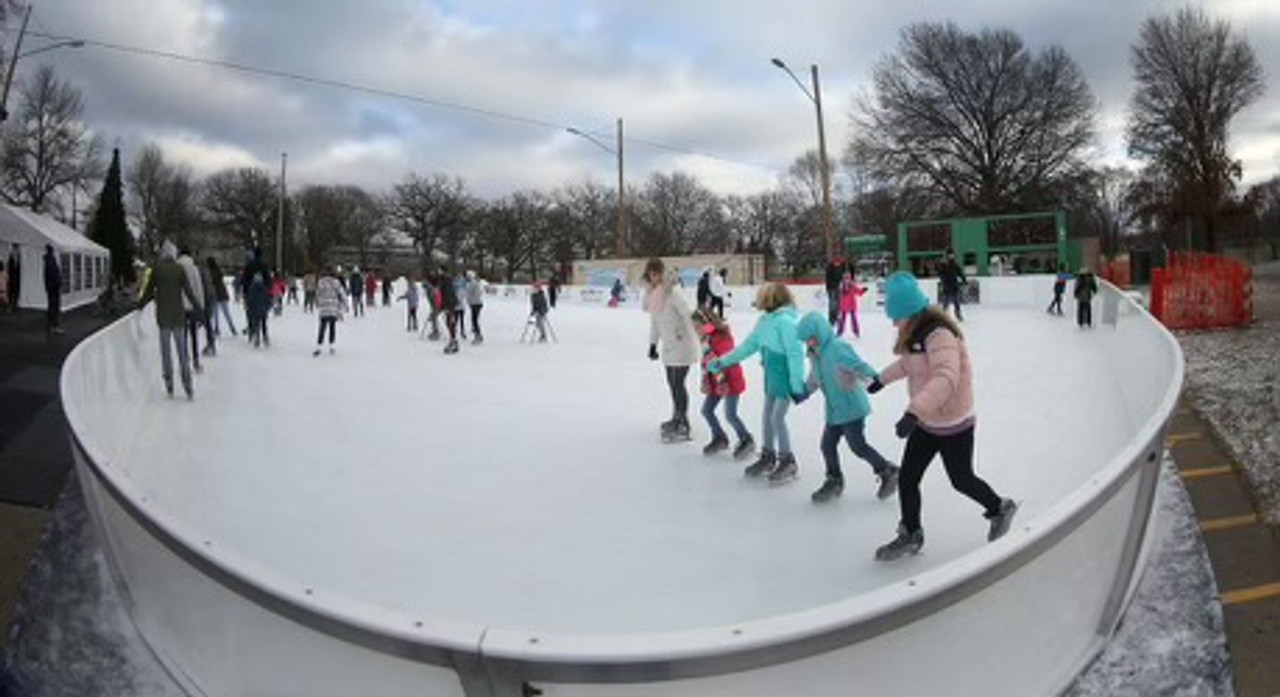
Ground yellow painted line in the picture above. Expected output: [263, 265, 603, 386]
[1200, 513, 1258, 532]
[1178, 465, 1234, 480]
[1221, 582, 1280, 606]
[1165, 432, 1204, 445]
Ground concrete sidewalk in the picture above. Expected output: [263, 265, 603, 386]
[0, 306, 115, 648]
[1167, 402, 1280, 697]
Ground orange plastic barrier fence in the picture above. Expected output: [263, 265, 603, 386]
[1098, 259, 1130, 288]
[1149, 252, 1252, 330]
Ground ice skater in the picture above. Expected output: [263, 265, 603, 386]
[794, 311, 898, 504]
[709, 282, 807, 483]
[206, 257, 238, 337]
[868, 272, 1017, 561]
[138, 242, 201, 399]
[348, 267, 364, 317]
[1047, 264, 1071, 316]
[530, 282, 550, 342]
[1074, 267, 1098, 328]
[313, 266, 346, 356]
[693, 307, 755, 459]
[398, 276, 420, 332]
[421, 274, 443, 341]
[465, 270, 485, 344]
[836, 271, 866, 337]
[642, 258, 699, 442]
[937, 249, 966, 321]
[441, 271, 463, 354]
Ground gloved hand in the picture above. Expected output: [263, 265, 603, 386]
[867, 378, 884, 394]
[791, 390, 810, 406]
[895, 412, 919, 439]
[648, 343, 659, 361]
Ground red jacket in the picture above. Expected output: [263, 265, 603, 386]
[700, 325, 746, 396]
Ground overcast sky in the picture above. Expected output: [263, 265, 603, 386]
[14, 0, 1280, 199]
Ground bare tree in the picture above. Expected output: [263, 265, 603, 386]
[295, 184, 382, 268]
[851, 22, 1096, 215]
[201, 167, 278, 250]
[630, 171, 724, 256]
[555, 180, 616, 260]
[1127, 7, 1265, 252]
[1244, 177, 1280, 260]
[389, 173, 470, 272]
[475, 190, 555, 281]
[127, 144, 201, 257]
[0, 64, 102, 212]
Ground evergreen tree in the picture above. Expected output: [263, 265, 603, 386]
[90, 148, 135, 285]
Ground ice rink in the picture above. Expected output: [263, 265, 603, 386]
[105, 287, 1131, 636]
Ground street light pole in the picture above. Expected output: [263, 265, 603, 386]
[772, 58, 836, 260]
[277, 152, 286, 274]
[0, 5, 32, 123]
[567, 119, 627, 258]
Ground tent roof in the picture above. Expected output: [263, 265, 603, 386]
[0, 204, 108, 255]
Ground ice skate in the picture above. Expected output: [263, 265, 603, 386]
[329, 347, 335, 355]
[987, 498, 1019, 542]
[743, 448, 776, 478]
[472, 333, 484, 345]
[767, 453, 798, 484]
[731, 435, 756, 461]
[875, 525, 924, 562]
[702, 434, 729, 456]
[875, 466, 900, 501]
[313, 348, 321, 357]
[661, 417, 691, 443]
[163, 376, 174, 398]
[444, 339, 459, 354]
[811, 476, 844, 503]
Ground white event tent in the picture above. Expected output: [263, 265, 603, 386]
[0, 203, 110, 311]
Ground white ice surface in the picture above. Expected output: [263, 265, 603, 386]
[112, 292, 1134, 635]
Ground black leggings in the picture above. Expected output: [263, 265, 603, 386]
[897, 425, 1001, 534]
[470, 304, 483, 336]
[665, 365, 690, 420]
[317, 316, 337, 345]
[1077, 300, 1092, 327]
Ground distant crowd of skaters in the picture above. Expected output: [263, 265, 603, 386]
[134, 243, 568, 397]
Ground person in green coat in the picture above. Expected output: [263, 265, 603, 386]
[794, 311, 898, 504]
[710, 282, 808, 483]
[138, 241, 202, 399]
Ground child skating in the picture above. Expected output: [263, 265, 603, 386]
[837, 271, 866, 337]
[642, 258, 699, 442]
[794, 311, 898, 503]
[709, 283, 807, 483]
[869, 272, 1017, 561]
[693, 308, 755, 459]
[313, 266, 346, 356]
[398, 278, 420, 332]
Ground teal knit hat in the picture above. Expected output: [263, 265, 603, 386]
[884, 271, 929, 321]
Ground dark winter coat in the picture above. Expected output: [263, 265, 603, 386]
[208, 260, 230, 302]
[696, 272, 711, 307]
[140, 257, 200, 329]
[824, 260, 847, 292]
[43, 250, 61, 294]
[531, 288, 549, 315]
[1074, 273, 1098, 302]
[938, 259, 965, 292]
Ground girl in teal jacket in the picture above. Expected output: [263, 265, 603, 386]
[710, 283, 807, 483]
[794, 311, 898, 504]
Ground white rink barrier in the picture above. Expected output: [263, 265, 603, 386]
[61, 275, 1181, 696]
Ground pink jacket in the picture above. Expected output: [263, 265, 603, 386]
[879, 325, 973, 429]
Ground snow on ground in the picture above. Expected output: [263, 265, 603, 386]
[1177, 276, 1280, 525]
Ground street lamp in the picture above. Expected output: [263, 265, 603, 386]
[772, 58, 835, 260]
[567, 117, 627, 258]
[1, 5, 86, 121]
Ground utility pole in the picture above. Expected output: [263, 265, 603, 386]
[616, 117, 626, 258]
[0, 4, 32, 122]
[277, 152, 286, 273]
[811, 64, 835, 261]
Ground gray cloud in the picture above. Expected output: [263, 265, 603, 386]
[18, 0, 1280, 198]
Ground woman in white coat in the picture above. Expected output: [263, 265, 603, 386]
[643, 258, 700, 441]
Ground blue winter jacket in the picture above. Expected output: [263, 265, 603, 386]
[713, 305, 806, 398]
[794, 312, 879, 425]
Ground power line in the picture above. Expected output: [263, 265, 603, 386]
[22, 29, 781, 175]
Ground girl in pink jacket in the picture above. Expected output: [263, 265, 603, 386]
[868, 272, 1017, 562]
[837, 271, 866, 337]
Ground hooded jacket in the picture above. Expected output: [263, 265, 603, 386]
[714, 304, 806, 398]
[140, 243, 200, 329]
[795, 312, 878, 425]
[878, 315, 974, 430]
